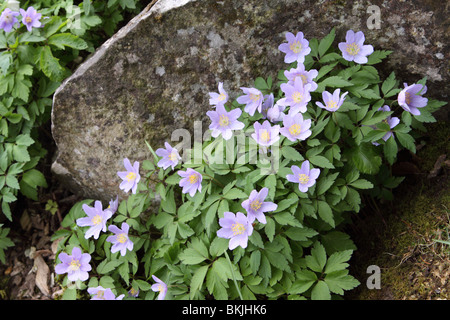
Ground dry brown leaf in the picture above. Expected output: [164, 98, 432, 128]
[33, 254, 50, 297]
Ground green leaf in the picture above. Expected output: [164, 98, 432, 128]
[161, 188, 176, 214]
[12, 145, 30, 162]
[281, 146, 304, 161]
[316, 172, 339, 195]
[0, 51, 12, 74]
[223, 188, 248, 200]
[97, 259, 122, 274]
[290, 269, 317, 294]
[179, 248, 207, 265]
[318, 28, 335, 57]
[366, 50, 392, 65]
[324, 270, 360, 295]
[383, 136, 398, 165]
[321, 231, 357, 254]
[22, 169, 48, 188]
[349, 179, 374, 190]
[190, 265, 209, 299]
[15, 134, 34, 146]
[305, 242, 327, 273]
[5, 174, 19, 189]
[396, 132, 416, 153]
[350, 143, 382, 174]
[265, 217, 275, 242]
[249, 250, 261, 275]
[284, 227, 318, 241]
[308, 155, 334, 169]
[381, 71, 397, 96]
[48, 33, 88, 50]
[324, 250, 353, 274]
[264, 250, 290, 272]
[39, 46, 67, 82]
[311, 281, 331, 300]
[317, 201, 334, 228]
[319, 76, 354, 88]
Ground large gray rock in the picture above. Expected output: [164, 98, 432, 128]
[51, 0, 449, 201]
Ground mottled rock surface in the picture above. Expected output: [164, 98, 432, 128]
[51, 0, 449, 201]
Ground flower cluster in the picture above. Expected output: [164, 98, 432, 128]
[0, 6, 41, 33]
[54, 158, 167, 300]
[54, 27, 435, 301]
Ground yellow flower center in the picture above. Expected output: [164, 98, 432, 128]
[157, 284, 165, 293]
[299, 74, 308, 85]
[298, 174, 310, 184]
[289, 40, 302, 53]
[231, 223, 246, 236]
[289, 124, 302, 136]
[168, 151, 178, 161]
[126, 172, 136, 182]
[91, 215, 102, 225]
[219, 115, 229, 127]
[292, 91, 303, 103]
[96, 291, 105, 299]
[25, 17, 32, 24]
[404, 92, 411, 105]
[218, 93, 226, 101]
[117, 233, 128, 244]
[326, 100, 338, 109]
[260, 130, 271, 143]
[188, 174, 198, 184]
[346, 43, 360, 56]
[250, 199, 262, 211]
[249, 93, 260, 102]
[69, 259, 81, 271]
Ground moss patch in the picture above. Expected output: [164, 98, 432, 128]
[347, 120, 450, 300]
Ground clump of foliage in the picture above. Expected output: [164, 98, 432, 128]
[51, 27, 446, 300]
[0, 0, 146, 252]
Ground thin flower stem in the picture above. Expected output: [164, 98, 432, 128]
[224, 251, 243, 300]
[203, 173, 225, 188]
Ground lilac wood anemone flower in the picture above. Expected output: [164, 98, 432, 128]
[207, 104, 245, 140]
[209, 82, 229, 107]
[315, 88, 348, 112]
[88, 286, 125, 300]
[106, 222, 134, 256]
[236, 87, 264, 116]
[0, 8, 19, 32]
[372, 105, 400, 146]
[278, 31, 311, 64]
[251, 120, 280, 153]
[55, 247, 91, 282]
[76, 200, 113, 239]
[284, 64, 318, 92]
[277, 77, 312, 114]
[286, 160, 320, 193]
[156, 142, 181, 170]
[241, 187, 277, 224]
[279, 112, 312, 142]
[261, 93, 285, 123]
[106, 195, 119, 215]
[178, 168, 202, 197]
[338, 30, 374, 64]
[217, 212, 253, 250]
[19, 6, 42, 32]
[397, 83, 428, 116]
[151, 275, 168, 300]
[117, 158, 141, 194]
